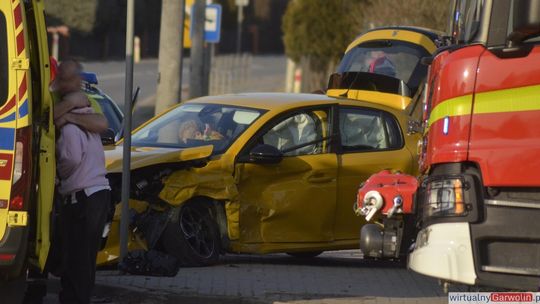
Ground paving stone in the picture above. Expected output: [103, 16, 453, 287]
[95, 251, 447, 303]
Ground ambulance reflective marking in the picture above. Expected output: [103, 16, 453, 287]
[0, 128, 15, 150]
[17, 73, 29, 123]
[0, 153, 13, 180]
[15, 30, 23, 55]
[0, 112, 15, 123]
[18, 73, 27, 99]
[13, 3, 21, 28]
[0, 96, 16, 117]
[14, 1, 25, 55]
[18, 99, 28, 118]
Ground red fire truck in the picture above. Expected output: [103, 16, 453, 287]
[357, 0, 540, 291]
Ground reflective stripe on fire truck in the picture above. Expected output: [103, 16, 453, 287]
[427, 83, 540, 130]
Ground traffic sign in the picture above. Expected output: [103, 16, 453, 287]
[190, 4, 222, 44]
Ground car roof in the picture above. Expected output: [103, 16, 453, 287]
[345, 26, 442, 54]
[184, 92, 403, 115]
[366, 26, 445, 41]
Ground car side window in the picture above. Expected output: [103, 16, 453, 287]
[339, 107, 402, 152]
[261, 109, 329, 156]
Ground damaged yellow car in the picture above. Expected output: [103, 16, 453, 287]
[97, 92, 419, 266]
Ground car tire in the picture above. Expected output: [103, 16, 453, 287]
[286, 251, 323, 258]
[161, 203, 221, 267]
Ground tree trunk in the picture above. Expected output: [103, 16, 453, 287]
[155, 0, 184, 115]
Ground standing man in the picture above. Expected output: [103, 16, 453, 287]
[53, 60, 111, 304]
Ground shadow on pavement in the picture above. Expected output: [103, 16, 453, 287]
[39, 278, 267, 304]
[218, 252, 406, 269]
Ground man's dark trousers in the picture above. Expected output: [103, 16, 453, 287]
[59, 189, 110, 304]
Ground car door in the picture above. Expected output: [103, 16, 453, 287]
[235, 107, 338, 244]
[334, 105, 414, 241]
[24, 0, 55, 269]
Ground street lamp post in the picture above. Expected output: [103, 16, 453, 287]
[120, 0, 135, 262]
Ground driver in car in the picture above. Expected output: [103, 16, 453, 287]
[366, 50, 397, 78]
[178, 119, 224, 144]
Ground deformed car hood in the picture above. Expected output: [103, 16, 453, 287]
[104, 144, 213, 173]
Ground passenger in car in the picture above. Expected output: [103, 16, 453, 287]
[263, 113, 320, 156]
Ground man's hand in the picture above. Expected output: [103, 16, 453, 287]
[65, 92, 90, 108]
[65, 113, 109, 134]
[55, 115, 69, 128]
[54, 92, 90, 121]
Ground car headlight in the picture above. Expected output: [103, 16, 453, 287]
[424, 178, 467, 218]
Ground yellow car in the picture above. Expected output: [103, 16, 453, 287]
[97, 27, 444, 267]
[98, 93, 420, 266]
[327, 26, 442, 110]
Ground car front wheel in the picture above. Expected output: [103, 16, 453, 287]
[161, 203, 221, 267]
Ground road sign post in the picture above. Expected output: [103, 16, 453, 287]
[190, 4, 222, 43]
[235, 0, 248, 53]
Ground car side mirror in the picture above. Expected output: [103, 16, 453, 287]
[420, 56, 433, 66]
[101, 128, 116, 146]
[248, 144, 283, 164]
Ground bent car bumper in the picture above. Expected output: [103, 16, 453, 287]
[408, 222, 477, 285]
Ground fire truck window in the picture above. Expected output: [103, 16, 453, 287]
[0, 12, 7, 108]
[339, 107, 403, 152]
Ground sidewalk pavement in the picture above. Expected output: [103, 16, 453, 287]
[93, 251, 448, 304]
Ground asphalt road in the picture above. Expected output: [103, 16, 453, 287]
[83, 59, 163, 110]
[83, 55, 287, 128]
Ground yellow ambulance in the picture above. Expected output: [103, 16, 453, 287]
[0, 0, 54, 281]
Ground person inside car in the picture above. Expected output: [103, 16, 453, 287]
[367, 50, 397, 78]
[178, 119, 224, 144]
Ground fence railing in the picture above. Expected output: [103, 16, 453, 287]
[209, 53, 253, 95]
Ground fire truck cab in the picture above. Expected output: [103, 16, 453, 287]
[409, 0, 540, 290]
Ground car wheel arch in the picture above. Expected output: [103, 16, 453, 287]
[172, 196, 230, 246]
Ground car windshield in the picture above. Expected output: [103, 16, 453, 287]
[132, 103, 264, 154]
[337, 40, 430, 93]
